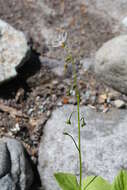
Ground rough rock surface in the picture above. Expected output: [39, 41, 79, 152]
[95, 35, 127, 94]
[0, 0, 118, 59]
[38, 105, 127, 190]
[0, 19, 29, 84]
[83, 0, 127, 22]
[0, 138, 33, 190]
[0, 142, 10, 178]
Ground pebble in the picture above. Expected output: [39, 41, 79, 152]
[36, 96, 40, 101]
[108, 91, 120, 101]
[10, 123, 20, 134]
[57, 101, 63, 107]
[47, 111, 51, 117]
[27, 108, 34, 116]
[114, 100, 126, 109]
[70, 90, 75, 96]
[52, 80, 59, 85]
[98, 94, 107, 104]
[52, 94, 57, 102]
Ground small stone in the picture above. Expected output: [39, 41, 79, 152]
[103, 107, 109, 113]
[114, 100, 126, 108]
[52, 80, 59, 85]
[62, 97, 69, 104]
[70, 90, 75, 96]
[10, 123, 20, 134]
[98, 94, 107, 104]
[108, 91, 120, 100]
[15, 88, 25, 103]
[28, 108, 34, 116]
[36, 96, 40, 101]
[52, 94, 57, 102]
[47, 110, 51, 117]
[57, 101, 63, 107]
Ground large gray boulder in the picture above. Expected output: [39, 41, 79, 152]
[0, 19, 30, 84]
[84, 0, 127, 21]
[95, 35, 127, 94]
[0, 138, 33, 190]
[38, 105, 127, 190]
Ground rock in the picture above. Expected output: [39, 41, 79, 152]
[95, 35, 127, 94]
[84, 0, 127, 22]
[98, 94, 107, 104]
[0, 19, 29, 84]
[0, 142, 11, 178]
[0, 174, 16, 190]
[114, 100, 126, 108]
[38, 105, 127, 190]
[0, 138, 33, 190]
[107, 90, 121, 101]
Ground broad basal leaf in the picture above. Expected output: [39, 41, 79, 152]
[83, 176, 111, 190]
[54, 172, 79, 190]
[111, 170, 127, 190]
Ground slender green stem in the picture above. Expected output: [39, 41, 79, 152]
[72, 58, 82, 190]
[77, 92, 82, 190]
[64, 44, 82, 189]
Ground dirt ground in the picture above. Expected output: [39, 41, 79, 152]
[0, 1, 126, 188]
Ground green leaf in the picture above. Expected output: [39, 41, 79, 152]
[54, 172, 80, 190]
[83, 176, 111, 190]
[65, 55, 72, 63]
[111, 170, 127, 190]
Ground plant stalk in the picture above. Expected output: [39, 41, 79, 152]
[77, 92, 82, 190]
[64, 44, 82, 189]
[72, 58, 82, 190]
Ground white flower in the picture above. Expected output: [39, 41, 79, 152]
[51, 30, 67, 48]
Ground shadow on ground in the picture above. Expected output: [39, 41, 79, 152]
[0, 50, 41, 99]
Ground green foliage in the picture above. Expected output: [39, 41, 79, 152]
[55, 170, 127, 190]
[83, 176, 111, 190]
[111, 170, 127, 190]
[54, 173, 80, 190]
